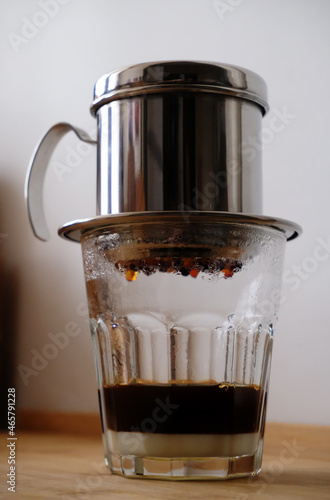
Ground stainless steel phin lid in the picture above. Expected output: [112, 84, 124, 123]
[90, 61, 269, 116]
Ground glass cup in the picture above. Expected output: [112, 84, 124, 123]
[80, 214, 286, 480]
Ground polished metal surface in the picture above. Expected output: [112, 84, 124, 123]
[58, 211, 302, 243]
[94, 61, 267, 219]
[96, 93, 263, 217]
[91, 61, 269, 116]
[25, 123, 96, 241]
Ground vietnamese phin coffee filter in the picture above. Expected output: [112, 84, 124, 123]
[26, 61, 301, 480]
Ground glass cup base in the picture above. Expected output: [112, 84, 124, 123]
[105, 449, 263, 480]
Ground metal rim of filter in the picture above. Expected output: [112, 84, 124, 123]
[58, 211, 302, 243]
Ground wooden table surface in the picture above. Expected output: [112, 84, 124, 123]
[1, 422, 329, 499]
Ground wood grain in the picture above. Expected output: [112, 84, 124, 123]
[1, 419, 329, 499]
[18, 409, 102, 436]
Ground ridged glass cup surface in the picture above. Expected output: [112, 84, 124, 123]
[81, 218, 286, 480]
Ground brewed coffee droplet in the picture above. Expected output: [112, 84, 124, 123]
[126, 269, 137, 281]
[190, 269, 200, 278]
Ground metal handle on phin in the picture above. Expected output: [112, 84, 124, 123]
[25, 122, 96, 241]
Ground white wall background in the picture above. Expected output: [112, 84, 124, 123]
[0, 0, 329, 425]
